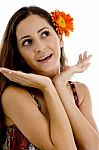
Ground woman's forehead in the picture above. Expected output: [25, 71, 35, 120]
[16, 15, 51, 37]
[17, 15, 50, 31]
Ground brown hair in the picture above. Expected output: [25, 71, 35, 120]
[0, 6, 66, 145]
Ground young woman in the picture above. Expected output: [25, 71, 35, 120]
[0, 6, 99, 150]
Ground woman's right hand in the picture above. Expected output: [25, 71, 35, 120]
[0, 67, 51, 90]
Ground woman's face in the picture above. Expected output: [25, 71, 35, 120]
[16, 15, 63, 77]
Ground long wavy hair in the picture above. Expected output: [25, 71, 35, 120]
[0, 6, 67, 146]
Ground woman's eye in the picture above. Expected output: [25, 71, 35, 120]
[22, 39, 32, 46]
[41, 31, 50, 38]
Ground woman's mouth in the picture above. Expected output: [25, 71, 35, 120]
[37, 54, 53, 63]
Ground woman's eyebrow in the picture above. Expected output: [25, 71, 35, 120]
[19, 35, 31, 41]
[19, 27, 49, 41]
[37, 27, 49, 33]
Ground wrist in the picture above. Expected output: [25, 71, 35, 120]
[54, 67, 75, 86]
[42, 77, 54, 92]
[67, 66, 77, 73]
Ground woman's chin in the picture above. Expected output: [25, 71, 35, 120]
[31, 64, 60, 78]
[41, 67, 60, 78]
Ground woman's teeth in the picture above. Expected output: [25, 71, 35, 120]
[37, 54, 52, 62]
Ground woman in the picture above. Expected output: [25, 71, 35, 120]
[0, 6, 99, 150]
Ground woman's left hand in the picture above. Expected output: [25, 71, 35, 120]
[53, 51, 92, 85]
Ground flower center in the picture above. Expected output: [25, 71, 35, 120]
[56, 16, 66, 28]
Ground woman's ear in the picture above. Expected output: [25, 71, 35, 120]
[59, 34, 64, 48]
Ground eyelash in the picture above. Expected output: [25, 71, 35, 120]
[22, 31, 50, 46]
[41, 30, 50, 38]
[22, 39, 32, 46]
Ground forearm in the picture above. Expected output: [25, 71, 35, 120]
[54, 83, 99, 149]
[43, 80, 77, 150]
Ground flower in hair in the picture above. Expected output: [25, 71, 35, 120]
[51, 10, 74, 36]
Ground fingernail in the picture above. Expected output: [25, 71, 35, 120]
[9, 71, 12, 74]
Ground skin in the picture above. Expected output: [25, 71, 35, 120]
[0, 15, 99, 150]
[16, 15, 63, 77]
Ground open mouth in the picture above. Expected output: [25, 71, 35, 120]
[37, 54, 53, 62]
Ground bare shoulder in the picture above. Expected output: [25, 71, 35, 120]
[74, 81, 91, 106]
[2, 85, 31, 97]
[1, 85, 38, 116]
[1, 86, 55, 149]
[74, 81, 89, 91]
[2, 85, 32, 102]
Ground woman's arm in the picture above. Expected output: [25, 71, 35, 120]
[1, 68, 77, 150]
[54, 81, 99, 150]
[42, 81, 77, 150]
[53, 52, 99, 150]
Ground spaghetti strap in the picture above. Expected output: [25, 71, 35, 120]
[68, 81, 79, 107]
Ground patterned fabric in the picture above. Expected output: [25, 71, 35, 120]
[2, 125, 39, 150]
[68, 81, 79, 107]
[2, 81, 78, 150]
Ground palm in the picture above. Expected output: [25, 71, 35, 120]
[53, 51, 92, 85]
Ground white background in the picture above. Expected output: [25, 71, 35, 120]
[0, 0, 99, 128]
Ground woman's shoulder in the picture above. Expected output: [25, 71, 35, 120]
[2, 85, 32, 99]
[1, 85, 38, 124]
[1, 85, 37, 111]
[74, 81, 89, 92]
[2, 85, 29, 93]
[1, 86, 31, 126]
[1, 86, 26, 103]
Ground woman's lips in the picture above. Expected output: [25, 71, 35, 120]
[37, 54, 53, 62]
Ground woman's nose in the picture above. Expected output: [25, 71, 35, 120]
[34, 41, 46, 53]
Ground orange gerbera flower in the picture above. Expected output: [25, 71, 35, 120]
[51, 10, 74, 37]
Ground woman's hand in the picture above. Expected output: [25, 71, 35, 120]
[53, 51, 92, 85]
[73, 51, 92, 73]
[0, 68, 51, 90]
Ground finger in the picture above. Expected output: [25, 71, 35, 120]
[0, 68, 40, 88]
[77, 54, 82, 65]
[0, 69, 32, 84]
[0, 68, 25, 76]
[0, 68, 28, 79]
[79, 54, 82, 60]
[83, 51, 87, 60]
[1, 71, 29, 85]
[3, 72, 36, 87]
[0, 67, 12, 74]
[0, 68, 38, 85]
[0, 69, 24, 80]
[87, 54, 92, 60]
[84, 55, 92, 63]
[80, 63, 91, 72]
[77, 54, 83, 64]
